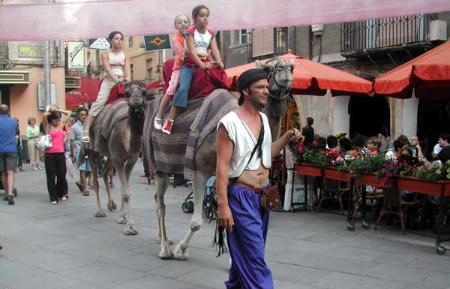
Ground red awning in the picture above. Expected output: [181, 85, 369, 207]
[65, 77, 101, 108]
[374, 41, 450, 99]
[226, 52, 373, 96]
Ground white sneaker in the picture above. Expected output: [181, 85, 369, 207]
[51, 201, 57, 205]
[154, 117, 163, 130]
[61, 196, 67, 201]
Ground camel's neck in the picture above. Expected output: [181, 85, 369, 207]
[263, 97, 286, 140]
[267, 114, 281, 140]
[128, 105, 145, 137]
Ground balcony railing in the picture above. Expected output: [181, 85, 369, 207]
[341, 14, 438, 56]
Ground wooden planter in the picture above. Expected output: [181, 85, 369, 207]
[355, 173, 393, 188]
[397, 176, 450, 197]
[295, 163, 322, 177]
[323, 167, 352, 182]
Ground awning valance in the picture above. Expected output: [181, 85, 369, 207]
[0, 70, 30, 84]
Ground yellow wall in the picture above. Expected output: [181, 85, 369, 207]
[9, 66, 65, 133]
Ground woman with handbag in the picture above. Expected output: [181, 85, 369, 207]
[42, 107, 70, 205]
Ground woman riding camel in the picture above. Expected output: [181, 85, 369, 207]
[83, 31, 130, 143]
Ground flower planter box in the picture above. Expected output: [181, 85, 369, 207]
[354, 173, 393, 188]
[295, 163, 322, 177]
[323, 167, 352, 182]
[397, 177, 450, 197]
[444, 181, 450, 196]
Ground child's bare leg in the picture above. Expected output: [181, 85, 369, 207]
[168, 106, 178, 121]
[156, 94, 171, 119]
[82, 115, 96, 143]
[154, 94, 171, 130]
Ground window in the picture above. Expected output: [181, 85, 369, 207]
[146, 58, 153, 80]
[128, 36, 133, 48]
[252, 28, 274, 57]
[232, 29, 248, 46]
[130, 64, 134, 80]
[275, 27, 288, 54]
[147, 67, 153, 80]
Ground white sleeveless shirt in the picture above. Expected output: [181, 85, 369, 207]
[107, 50, 125, 79]
[218, 111, 272, 178]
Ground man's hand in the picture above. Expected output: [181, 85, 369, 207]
[217, 204, 234, 232]
[288, 128, 301, 141]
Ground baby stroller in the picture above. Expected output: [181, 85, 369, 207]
[182, 176, 217, 222]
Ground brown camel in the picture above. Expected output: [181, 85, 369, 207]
[145, 59, 294, 259]
[87, 81, 147, 235]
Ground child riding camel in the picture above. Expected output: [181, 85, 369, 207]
[154, 14, 191, 132]
[157, 5, 224, 135]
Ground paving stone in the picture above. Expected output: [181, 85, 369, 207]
[2, 161, 450, 289]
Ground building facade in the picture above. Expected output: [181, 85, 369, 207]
[220, 13, 450, 156]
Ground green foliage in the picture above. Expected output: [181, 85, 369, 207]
[412, 162, 442, 181]
[447, 160, 450, 180]
[347, 155, 387, 176]
[302, 149, 328, 167]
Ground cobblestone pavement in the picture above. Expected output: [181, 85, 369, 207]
[1, 161, 450, 289]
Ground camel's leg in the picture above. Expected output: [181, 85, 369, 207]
[174, 172, 208, 260]
[102, 159, 117, 211]
[154, 172, 172, 259]
[91, 153, 106, 218]
[116, 156, 138, 235]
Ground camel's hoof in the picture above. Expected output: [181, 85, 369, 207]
[107, 200, 117, 211]
[124, 225, 138, 235]
[190, 217, 203, 232]
[173, 244, 189, 261]
[117, 216, 127, 224]
[95, 210, 107, 218]
[159, 244, 173, 259]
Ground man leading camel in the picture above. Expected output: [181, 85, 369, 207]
[216, 69, 300, 289]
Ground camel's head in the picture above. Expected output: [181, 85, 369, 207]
[256, 58, 294, 101]
[125, 81, 146, 108]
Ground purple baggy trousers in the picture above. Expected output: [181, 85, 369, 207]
[225, 183, 273, 289]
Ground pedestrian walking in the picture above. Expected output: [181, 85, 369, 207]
[25, 117, 42, 170]
[42, 106, 70, 205]
[69, 107, 91, 196]
[215, 69, 300, 288]
[0, 105, 18, 205]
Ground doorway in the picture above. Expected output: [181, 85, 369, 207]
[417, 99, 450, 158]
[348, 95, 390, 138]
[0, 85, 10, 106]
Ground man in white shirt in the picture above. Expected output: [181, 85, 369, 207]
[216, 69, 300, 289]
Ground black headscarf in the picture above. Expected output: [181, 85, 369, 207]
[236, 69, 267, 105]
